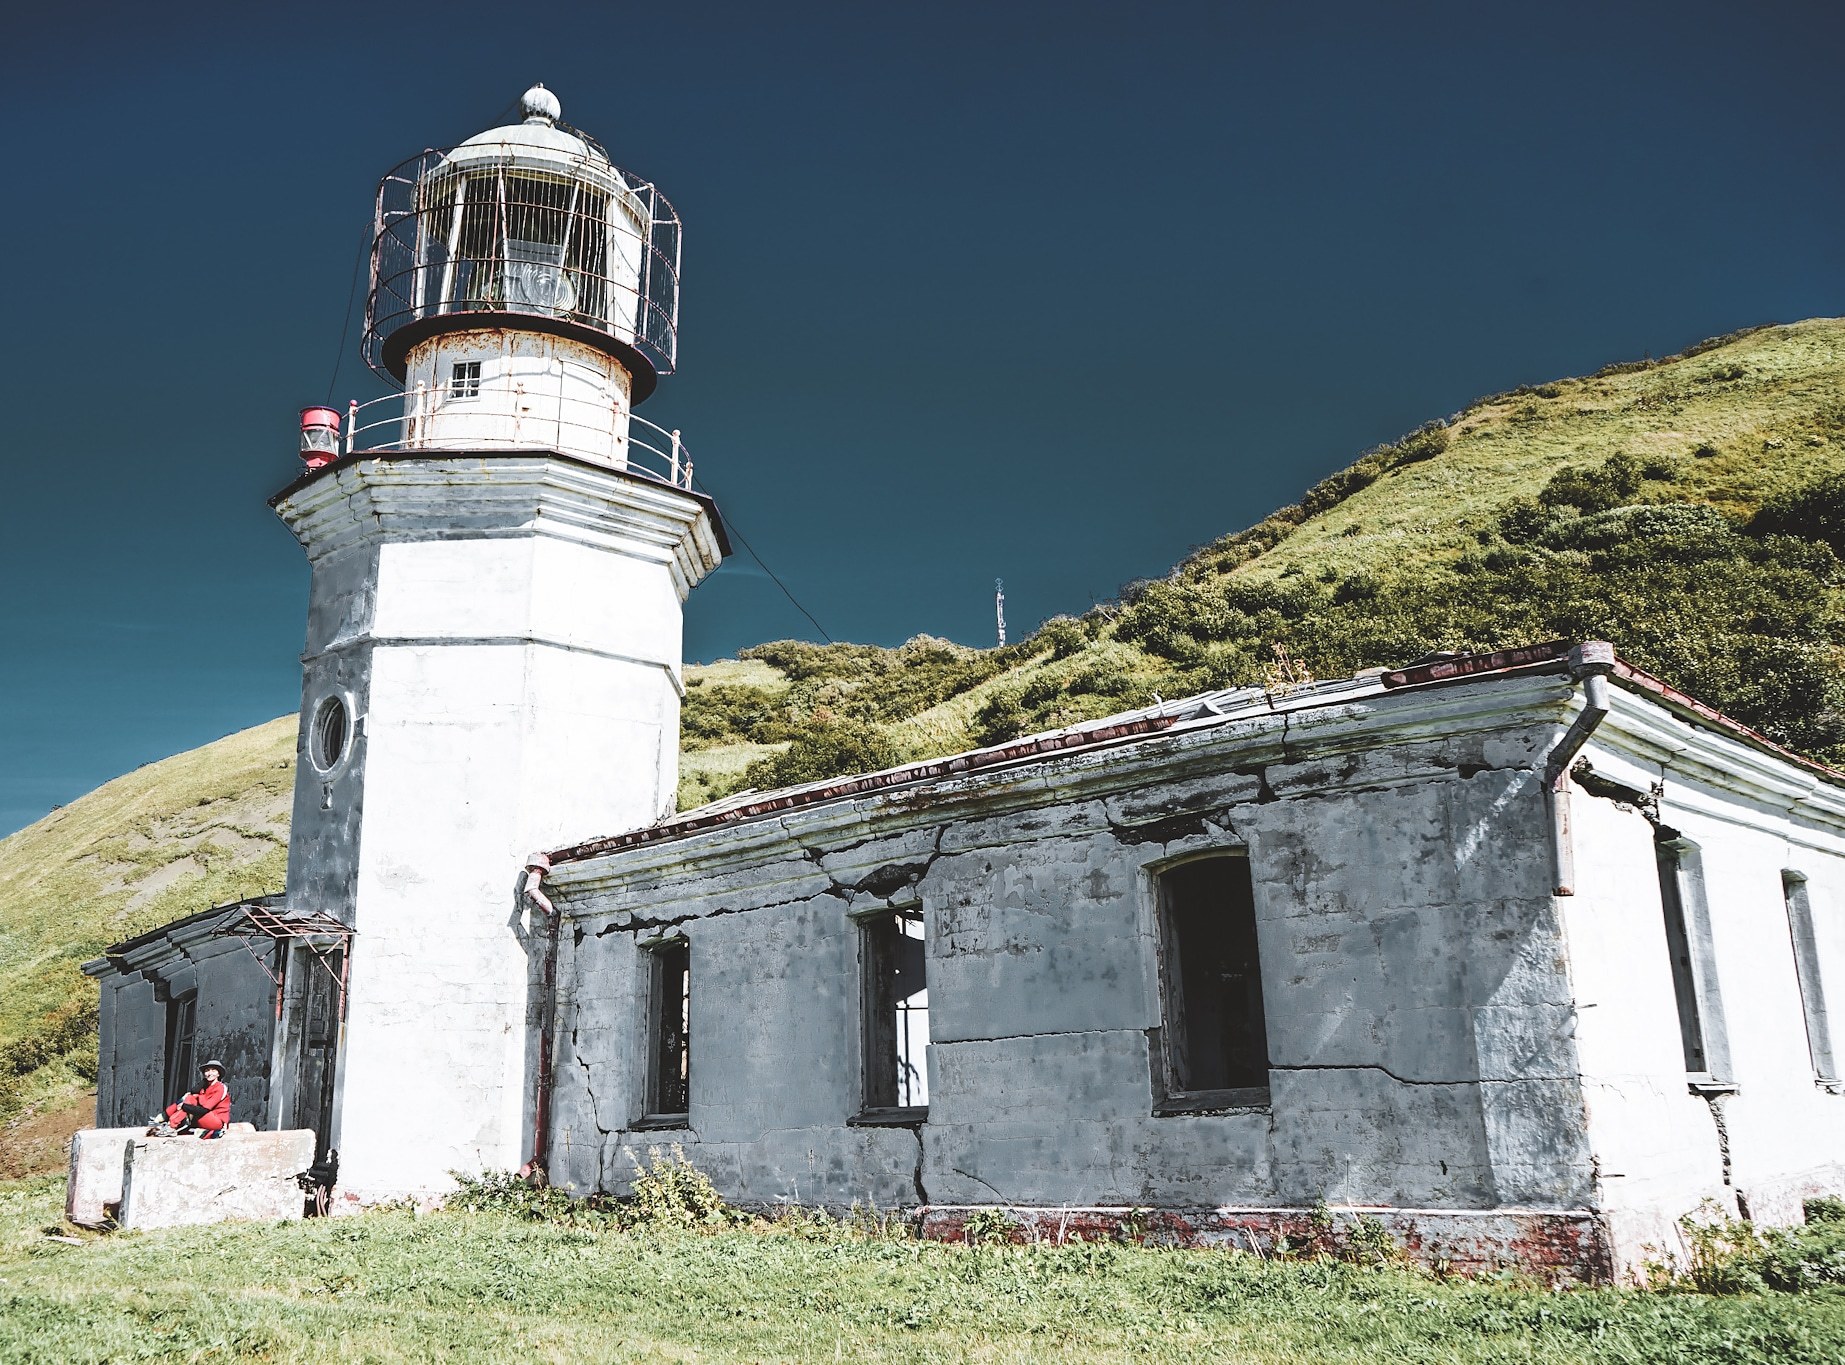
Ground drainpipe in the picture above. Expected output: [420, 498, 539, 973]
[521, 853, 560, 1178]
[1544, 642, 1617, 896]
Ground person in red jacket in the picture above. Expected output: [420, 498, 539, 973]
[152, 1060, 231, 1138]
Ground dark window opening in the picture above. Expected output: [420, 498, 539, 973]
[644, 940, 690, 1123]
[1157, 856, 1270, 1110]
[858, 909, 929, 1119]
[163, 992, 197, 1107]
[450, 361, 481, 397]
[1656, 836, 1731, 1084]
[311, 696, 348, 772]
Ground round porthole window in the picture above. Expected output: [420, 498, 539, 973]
[311, 695, 350, 772]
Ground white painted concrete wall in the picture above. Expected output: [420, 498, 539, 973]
[274, 452, 722, 1201]
[1562, 692, 1845, 1271]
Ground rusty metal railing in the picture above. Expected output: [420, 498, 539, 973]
[331, 388, 694, 491]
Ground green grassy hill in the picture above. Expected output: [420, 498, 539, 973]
[0, 718, 293, 1170]
[8, 317, 1845, 1167]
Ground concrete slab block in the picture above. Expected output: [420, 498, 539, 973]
[66, 1128, 143, 1228]
[119, 1129, 315, 1230]
[66, 1124, 258, 1228]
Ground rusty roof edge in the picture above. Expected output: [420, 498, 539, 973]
[1608, 659, 1845, 787]
[549, 713, 1184, 863]
[91, 895, 287, 967]
[548, 640, 1585, 864]
[548, 638, 1845, 864]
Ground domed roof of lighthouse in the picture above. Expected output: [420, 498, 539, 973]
[437, 83, 618, 183]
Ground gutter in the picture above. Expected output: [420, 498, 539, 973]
[1543, 642, 1617, 896]
[520, 854, 560, 1178]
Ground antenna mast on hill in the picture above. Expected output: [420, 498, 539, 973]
[995, 578, 1006, 649]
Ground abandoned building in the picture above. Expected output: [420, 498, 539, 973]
[82, 88, 1844, 1278]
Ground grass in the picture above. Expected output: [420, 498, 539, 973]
[2, 1177, 1843, 1364]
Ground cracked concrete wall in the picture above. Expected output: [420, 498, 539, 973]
[547, 676, 1597, 1217]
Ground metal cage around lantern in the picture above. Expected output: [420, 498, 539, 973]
[361, 139, 681, 388]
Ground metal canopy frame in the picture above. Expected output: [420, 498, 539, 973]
[213, 905, 355, 1021]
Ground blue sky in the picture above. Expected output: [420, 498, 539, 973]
[2, 1, 1842, 836]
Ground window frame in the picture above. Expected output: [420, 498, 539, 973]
[636, 935, 691, 1129]
[1782, 871, 1841, 1089]
[309, 694, 351, 774]
[1150, 852, 1273, 1116]
[449, 360, 482, 398]
[163, 991, 198, 1106]
[851, 904, 930, 1126]
[1655, 835, 1735, 1091]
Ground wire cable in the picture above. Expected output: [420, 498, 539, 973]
[324, 216, 374, 404]
[693, 477, 833, 642]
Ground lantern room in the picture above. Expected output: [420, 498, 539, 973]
[361, 84, 681, 403]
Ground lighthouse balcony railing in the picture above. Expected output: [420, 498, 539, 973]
[334, 387, 694, 490]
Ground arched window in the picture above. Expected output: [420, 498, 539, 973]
[1154, 855, 1270, 1110]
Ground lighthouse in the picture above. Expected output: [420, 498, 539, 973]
[267, 86, 726, 1200]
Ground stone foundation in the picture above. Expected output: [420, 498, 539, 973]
[914, 1204, 1615, 1282]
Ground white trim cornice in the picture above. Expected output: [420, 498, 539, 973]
[273, 454, 724, 599]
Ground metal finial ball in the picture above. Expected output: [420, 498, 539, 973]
[521, 84, 561, 125]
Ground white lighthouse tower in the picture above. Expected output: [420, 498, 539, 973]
[269, 86, 725, 1200]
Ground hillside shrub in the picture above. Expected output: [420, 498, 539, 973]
[1539, 503, 1739, 559]
[742, 713, 897, 789]
[1538, 453, 1644, 513]
[970, 686, 1029, 747]
[1497, 498, 1558, 543]
[1751, 472, 1845, 558]
[680, 682, 795, 748]
[1297, 423, 1450, 521]
[1033, 616, 1089, 660]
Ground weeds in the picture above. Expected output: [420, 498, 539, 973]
[1647, 1199, 1845, 1294]
[448, 1146, 732, 1233]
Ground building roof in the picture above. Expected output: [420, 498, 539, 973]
[548, 639, 1845, 864]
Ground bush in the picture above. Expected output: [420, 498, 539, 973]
[448, 1147, 731, 1233]
[0, 995, 100, 1119]
[1539, 503, 1739, 559]
[1751, 473, 1845, 558]
[1538, 453, 1644, 513]
[1805, 1198, 1845, 1225]
[627, 1145, 728, 1229]
[1497, 498, 1557, 543]
[970, 687, 1030, 747]
[1666, 1201, 1845, 1294]
[742, 714, 897, 789]
[1032, 616, 1090, 661]
[680, 682, 794, 747]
